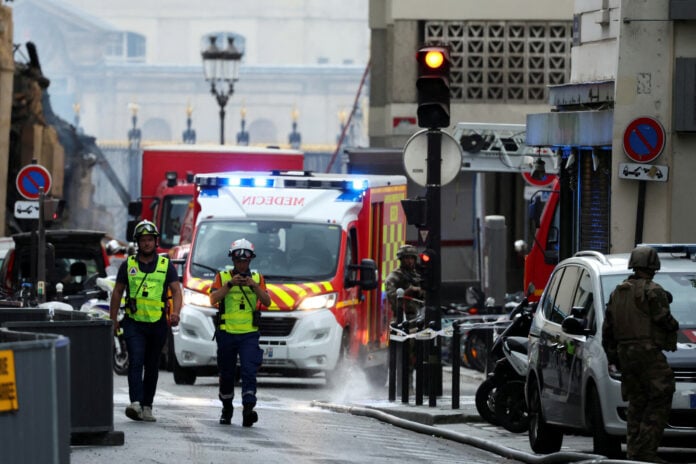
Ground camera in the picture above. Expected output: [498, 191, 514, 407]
[126, 298, 137, 314]
[232, 269, 252, 278]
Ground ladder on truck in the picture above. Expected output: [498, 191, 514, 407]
[452, 123, 559, 174]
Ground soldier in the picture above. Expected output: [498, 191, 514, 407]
[602, 246, 679, 463]
[385, 244, 424, 322]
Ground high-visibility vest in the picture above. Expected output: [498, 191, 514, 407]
[219, 271, 260, 334]
[126, 255, 169, 323]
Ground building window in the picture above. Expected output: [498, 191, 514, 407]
[105, 32, 146, 62]
[423, 20, 572, 103]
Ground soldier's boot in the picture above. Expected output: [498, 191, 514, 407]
[219, 397, 233, 425]
[242, 403, 258, 427]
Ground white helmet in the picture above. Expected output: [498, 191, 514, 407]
[228, 238, 256, 260]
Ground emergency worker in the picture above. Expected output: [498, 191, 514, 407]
[602, 246, 679, 463]
[110, 220, 182, 422]
[385, 244, 424, 321]
[209, 238, 271, 427]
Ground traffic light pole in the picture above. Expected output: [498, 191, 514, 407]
[425, 129, 442, 405]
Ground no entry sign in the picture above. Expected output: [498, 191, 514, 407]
[16, 164, 52, 200]
[623, 116, 665, 164]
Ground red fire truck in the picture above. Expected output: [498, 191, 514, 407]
[128, 145, 304, 252]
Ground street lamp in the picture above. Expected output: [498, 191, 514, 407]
[201, 35, 243, 144]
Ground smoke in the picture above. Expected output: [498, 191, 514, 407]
[324, 360, 388, 404]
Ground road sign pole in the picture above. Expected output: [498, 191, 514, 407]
[37, 188, 46, 303]
[425, 128, 442, 405]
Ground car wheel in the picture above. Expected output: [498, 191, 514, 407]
[172, 356, 197, 385]
[495, 380, 529, 433]
[475, 376, 500, 426]
[528, 378, 563, 454]
[589, 387, 622, 458]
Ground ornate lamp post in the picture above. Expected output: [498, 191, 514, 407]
[201, 35, 243, 144]
[127, 102, 142, 199]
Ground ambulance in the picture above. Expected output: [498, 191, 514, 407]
[171, 170, 407, 385]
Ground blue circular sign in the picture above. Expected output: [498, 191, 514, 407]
[16, 164, 52, 200]
[623, 117, 665, 163]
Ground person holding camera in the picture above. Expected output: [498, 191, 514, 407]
[209, 238, 271, 427]
[110, 220, 182, 422]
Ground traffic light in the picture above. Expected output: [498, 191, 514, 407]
[416, 45, 451, 128]
[419, 248, 437, 291]
[401, 197, 427, 227]
[43, 199, 65, 222]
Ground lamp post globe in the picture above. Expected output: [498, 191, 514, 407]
[201, 35, 244, 144]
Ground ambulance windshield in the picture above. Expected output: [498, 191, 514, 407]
[188, 220, 341, 281]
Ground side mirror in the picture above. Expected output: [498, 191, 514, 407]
[561, 316, 586, 335]
[128, 200, 143, 217]
[347, 259, 378, 290]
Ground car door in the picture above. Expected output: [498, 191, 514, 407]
[538, 264, 581, 423]
[556, 267, 593, 423]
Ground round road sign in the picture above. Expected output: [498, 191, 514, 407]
[522, 172, 556, 187]
[623, 116, 665, 164]
[16, 164, 52, 200]
[403, 129, 463, 187]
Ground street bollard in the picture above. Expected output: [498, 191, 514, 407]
[415, 335, 424, 406]
[388, 323, 397, 401]
[452, 321, 462, 409]
[400, 322, 410, 403]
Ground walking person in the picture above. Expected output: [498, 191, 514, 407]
[209, 238, 271, 427]
[110, 220, 183, 422]
[602, 246, 679, 463]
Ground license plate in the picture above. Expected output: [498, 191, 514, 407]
[264, 347, 274, 359]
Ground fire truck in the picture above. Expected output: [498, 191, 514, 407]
[171, 170, 407, 385]
[452, 123, 560, 302]
[128, 145, 304, 252]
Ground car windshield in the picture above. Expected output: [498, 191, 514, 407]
[188, 220, 342, 281]
[601, 271, 696, 327]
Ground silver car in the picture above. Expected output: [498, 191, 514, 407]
[526, 245, 696, 458]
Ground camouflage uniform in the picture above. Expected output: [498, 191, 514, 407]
[385, 266, 423, 321]
[602, 274, 679, 463]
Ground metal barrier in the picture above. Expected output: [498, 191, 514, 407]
[0, 308, 124, 446]
[0, 328, 70, 464]
[388, 312, 511, 409]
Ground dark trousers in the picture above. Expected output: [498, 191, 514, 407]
[122, 316, 168, 407]
[216, 330, 263, 406]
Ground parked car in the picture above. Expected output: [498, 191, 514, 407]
[526, 245, 696, 458]
[0, 229, 109, 308]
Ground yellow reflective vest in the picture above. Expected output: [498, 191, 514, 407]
[126, 255, 169, 323]
[218, 271, 260, 334]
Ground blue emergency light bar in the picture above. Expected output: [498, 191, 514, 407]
[639, 243, 696, 259]
[195, 173, 368, 194]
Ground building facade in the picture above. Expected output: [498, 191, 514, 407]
[10, 0, 370, 147]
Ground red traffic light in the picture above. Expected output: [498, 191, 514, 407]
[419, 250, 433, 263]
